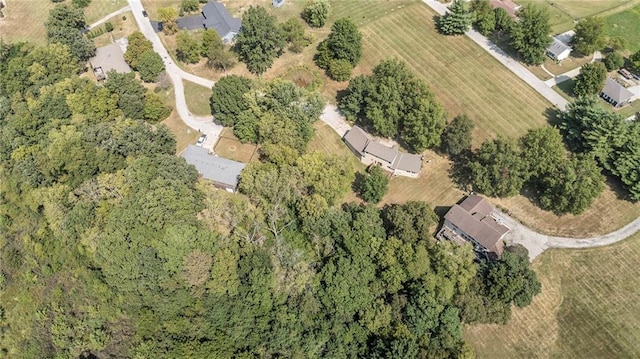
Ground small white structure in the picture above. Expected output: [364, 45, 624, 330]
[343, 126, 422, 178]
[273, 0, 285, 8]
[546, 38, 572, 61]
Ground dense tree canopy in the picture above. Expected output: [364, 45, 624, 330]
[315, 18, 362, 80]
[571, 17, 606, 56]
[469, 137, 528, 197]
[124, 31, 153, 69]
[210, 75, 253, 127]
[234, 6, 285, 75]
[439, 0, 473, 35]
[510, 4, 551, 65]
[45, 4, 95, 62]
[338, 59, 446, 152]
[441, 114, 474, 157]
[603, 51, 624, 71]
[302, 0, 330, 28]
[137, 50, 165, 82]
[573, 62, 607, 97]
[356, 165, 389, 203]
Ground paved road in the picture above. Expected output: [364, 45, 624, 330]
[423, 0, 569, 111]
[128, 0, 221, 150]
[88, 5, 132, 30]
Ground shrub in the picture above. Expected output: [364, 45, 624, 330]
[327, 59, 353, 81]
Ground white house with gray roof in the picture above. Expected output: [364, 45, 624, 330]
[181, 145, 245, 192]
[546, 38, 572, 61]
[343, 126, 423, 178]
[601, 78, 635, 108]
[176, 1, 241, 43]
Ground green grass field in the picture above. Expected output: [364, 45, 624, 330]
[465, 231, 640, 358]
[605, 4, 640, 53]
[184, 80, 213, 117]
[214, 129, 258, 163]
[517, 0, 637, 34]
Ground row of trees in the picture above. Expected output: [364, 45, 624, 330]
[453, 126, 605, 215]
[339, 59, 447, 152]
[124, 31, 166, 82]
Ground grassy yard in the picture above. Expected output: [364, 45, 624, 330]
[156, 87, 200, 154]
[214, 128, 258, 163]
[92, 10, 139, 47]
[554, 78, 640, 118]
[517, 0, 638, 34]
[0, 0, 127, 45]
[184, 80, 213, 116]
[605, 4, 640, 54]
[465, 231, 640, 358]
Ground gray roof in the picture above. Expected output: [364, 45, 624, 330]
[444, 195, 509, 256]
[181, 145, 245, 188]
[89, 43, 131, 74]
[601, 78, 634, 103]
[365, 141, 398, 163]
[202, 1, 241, 38]
[343, 126, 371, 155]
[392, 153, 422, 173]
[546, 38, 571, 57]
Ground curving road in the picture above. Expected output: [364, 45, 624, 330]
[127, 0, 640, 259]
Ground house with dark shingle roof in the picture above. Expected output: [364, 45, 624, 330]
[437, 195, 510, 259]
[89, 43, 131, 80]
[175, 1, 241, 43]
[343, 126, 423, 178]
[181, 145, 245, 192]
[601, 78, 635, 108]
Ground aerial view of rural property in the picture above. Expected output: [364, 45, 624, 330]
[1, 0, 640, 357]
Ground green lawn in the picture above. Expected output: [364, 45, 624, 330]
[554, 78, 640, 118]
[605, 4, 640, 53]
[465, 231, 640, 358]
[184, 80, 213, 117]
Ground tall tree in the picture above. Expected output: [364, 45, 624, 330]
[137, 50, 165, 82]
[45, 5, 95, 62]
[176, 30, 202, 63]
[470, 0, 495, 36]
[124, 31, 153, 69]
[315, 18, 362, 71]
[603, 51, 624, 71]
[469, 137, 528, 197]
[573, 62, 607, 97]
[484, 251, 541, 307]
[104, 72, 147, 120]
[630, 50, 640, 73]
[441, 114, 474, 157]
[571, 17, 606, 56]
[356, 165, 389, 203]
[210, 75, 253, 126]
[518, 126, 565, 179]
[301, 0, 330, 28]
[438, 0, 473, 35]
[510, 4, 551, 65]
[234, 6, 285, 75]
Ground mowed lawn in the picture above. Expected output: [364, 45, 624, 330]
[184, 80, 213, 117]
[605, 4, 640, 53]
[0, 0, 127, 45]
[465, 231, 640, 358]
[352, 2, 552, 145]
[517, 0, 637, 33]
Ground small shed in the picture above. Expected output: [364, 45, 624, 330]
[273, 0, 285, 8]
[601, 78, 634, 108]
[89, 43, 131, 80]
[181, 145, 246, 192]
[546, 38, 571, 61]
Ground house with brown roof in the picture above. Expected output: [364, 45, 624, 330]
[490, 0, 521, 18]
[437, 195, 510, 258]
[343, 126, 422, 178]
[601, 78, 635, 108]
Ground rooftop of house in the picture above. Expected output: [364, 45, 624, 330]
[202, 1, 241, 37]
[601, 77, 635, 103]
[343, 126, 371, 155]
[181, 145, 246, 188]
[490, 0, 520, 18]
[444, 195, 509, 256]
[365, 141, 399, 164]
[89, 43, 131, 75]
[392, 152, 423, 174]
[546, 38, 572, 57]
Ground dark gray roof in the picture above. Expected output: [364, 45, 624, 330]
[392, 153, 422, 173]
[176, 14, 205, 31]
[202, 1, 241, 37]
[546, 38, 571, 57]
[601, 78, 634, 103]
[181, 145, 245, 188]
[365, 141, 398, 163]
[89, 43, 131, 74]
[343, 126, 371, 155]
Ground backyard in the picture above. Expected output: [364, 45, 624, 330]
[184, 80, 213, 117]
[605, 3, 640, 53]
[465, 231, 640, 358]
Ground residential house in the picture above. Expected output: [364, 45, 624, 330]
[89, 43, 131, 80]
[343, 126, 422, 178]
[546, 38, 572, 61]
[437, 195, 510, 258]
[489, 0, 521, 18]
[175, 1, 241, 43]
[181, 145, 246, 192]
[601, 77, 634, 108]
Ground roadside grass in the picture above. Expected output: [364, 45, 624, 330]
[605, 4, 640, 54]
[542, 54, 593, 76]
[156, 87, 200, 154]
[184, 80, 213, 116]
[465, 230, 640, 358]
[92, 11, 138, 47]
[214, 128, 258, 163]
[356, 3, 552, 146]
[83, 0, 127, 24]
[517, 0, 637, 34]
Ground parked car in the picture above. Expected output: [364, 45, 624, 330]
[142, 10, 148, 17]
[196, 134, 207, 147]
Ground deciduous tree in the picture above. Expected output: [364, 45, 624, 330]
[234, 6, 285, 75]
[573, 62, 607, 97]
[176, 30, 201, 63]
[181, 0, 199, 13]
[356, 165, 389, 203]
[441, 114, 474, 157]
[302, 0, 330, 28]
[158, 7, 178, 35]
[210, 75, 253, 126]
[315, 17, 362, 77]
[603, 51, 624, 71]
[630, 50, 640, 73]
[469, 137, 527, 197]
[137, 50, 165, 82]
[124, 31, 153, 69]
[572, 17, 606, 56]
[470, 0, 495, 36]
[510, 4, 551, 65]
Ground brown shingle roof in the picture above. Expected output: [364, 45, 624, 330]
[343, 126, 371, 155]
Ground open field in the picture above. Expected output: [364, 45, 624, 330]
[214, 128, 258, 163]
[605, 4, 640, 53]
[354, 2, 552, 145]
[465, 231, 640, 358]
[517, 0, 638, 34]
[0, 0, 126, 45]
[184, 80, 213, 116]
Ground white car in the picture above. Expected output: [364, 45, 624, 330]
[196, 134, 207, 147]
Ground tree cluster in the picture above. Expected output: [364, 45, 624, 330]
[510, 4, 552, 65]
[573, 62, 607, 97]
[339, 59, 447, 152]
[234, 6, 285, 75]
[355, 165, 389, 203]
[210, 76, 324, 153]
[469, 0, 514, 36]
[561, 96, 640, 200]
[45, 4, 95, 62]
[315, 18, 363, 81]
[459, 126, 605, 215]
[571, 16, 606, 56]
[125, 31, 165, 82]
[439, 0, 473, 35]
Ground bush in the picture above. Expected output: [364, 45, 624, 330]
[105, 22, 114, 32]
[302, 0, 330, 28]
[603, 52, 624, 71]
[182, 0, 199, 13]
[72, 0, 91, 7]
[327, 59, 353, 81]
